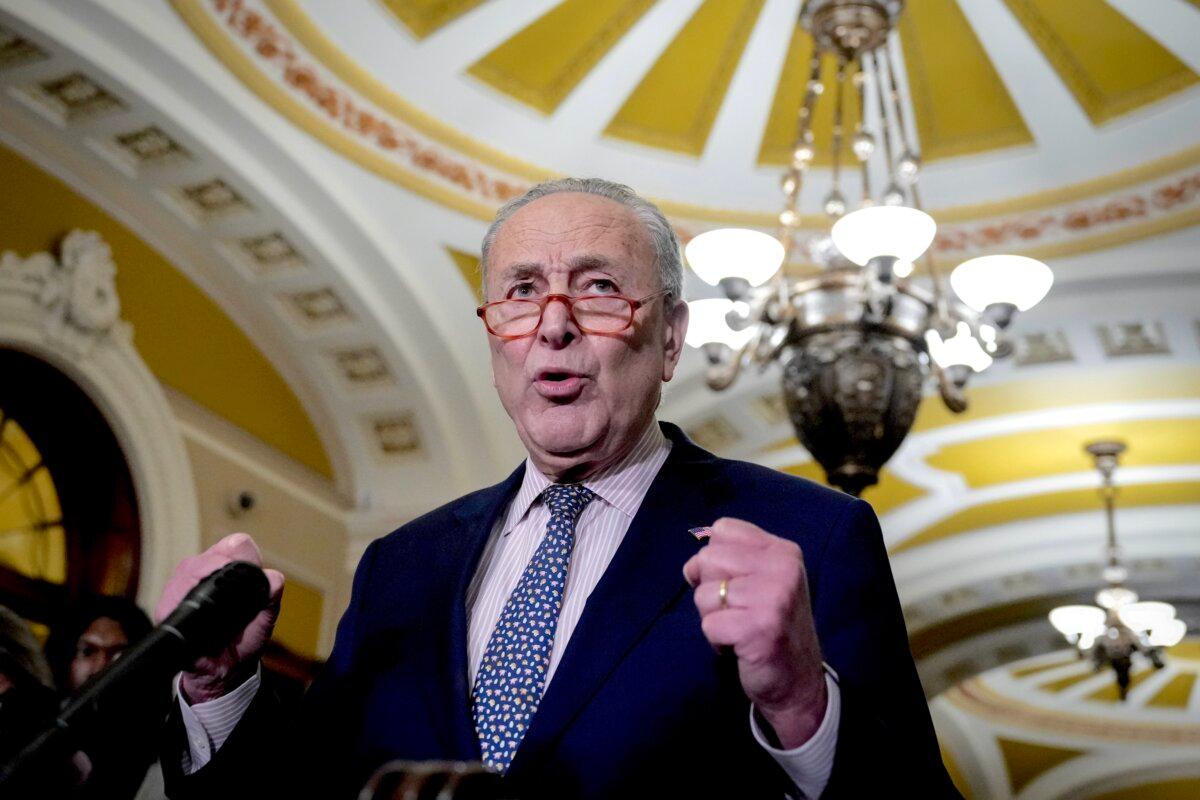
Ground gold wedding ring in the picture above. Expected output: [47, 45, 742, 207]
[717, 578, 729, 609]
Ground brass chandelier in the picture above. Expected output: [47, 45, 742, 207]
[1048, 441, 1187, 700]
[684, 0, 1052, 495]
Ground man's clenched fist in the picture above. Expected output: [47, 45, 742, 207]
[155, 533, 285, 703]
[682, 518, 827, 748]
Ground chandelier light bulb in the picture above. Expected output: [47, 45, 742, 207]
[780, 172, 798, 195]
[950, 254, 1054, 312]
[1049, 605, 1106, 638]
[896, 150, 921, 185]
[779, 209, 798, 227]
[684, 298, 756, 350]
[792, 144, 815, 167]
[882, 183, 906, 206]
[685, 228, 785, 287]
[830, 205, 937, 265]
[851, 131, 876, 161]
[823, 190, 846, 218]
[893, 259, 915, 278]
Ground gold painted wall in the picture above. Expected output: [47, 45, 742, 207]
[0, 142, 332, 478]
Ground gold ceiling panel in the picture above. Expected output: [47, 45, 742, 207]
[757, 27, 861, 167]
[996, 737, 1084, 795]
[381, 0, 487, 40]
[446, 245, 483, 302]
[893, 480, 1200, 554]
[927, 418, 1200, 490]
[1147, 672, 1196, 709]
[1037, 668, 1096, 693]
[899, 0, 1032, 161]
[1011, 656, 1076, 678]
[605, 0, 766, 157]
[1002, 0, 1199, 126]
[468, 0, 657, 115]
[1089, 779, 1200, 800]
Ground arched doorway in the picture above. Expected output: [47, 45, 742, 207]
[0, 348, 140, 626]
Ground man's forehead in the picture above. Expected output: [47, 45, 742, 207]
[492, 193, 652, 259]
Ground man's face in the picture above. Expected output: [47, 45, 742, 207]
[485, 192, 688, 480]
[69, 617, 129, 692]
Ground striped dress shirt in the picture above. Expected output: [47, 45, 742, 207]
[179, 419, 838, 797]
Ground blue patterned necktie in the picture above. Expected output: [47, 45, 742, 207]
[472, 483, 596, 773]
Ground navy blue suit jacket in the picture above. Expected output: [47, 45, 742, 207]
[165, 422, 957, 799]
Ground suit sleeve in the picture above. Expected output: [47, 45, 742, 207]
[160, 539, 382, 799]
[810, 499, 961, 798]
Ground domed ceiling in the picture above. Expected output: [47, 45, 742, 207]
[0, 0, 1197, 673]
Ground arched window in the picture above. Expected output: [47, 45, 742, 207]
[0, 348, 140, 626]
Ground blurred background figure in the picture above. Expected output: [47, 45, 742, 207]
[44, 596, 167, 800]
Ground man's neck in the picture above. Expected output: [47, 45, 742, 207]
[530, 417, 660, 483]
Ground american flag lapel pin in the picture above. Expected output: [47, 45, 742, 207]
[688, 526, 712, 541]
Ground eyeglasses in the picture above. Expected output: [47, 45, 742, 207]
[476, 289, 671, 340]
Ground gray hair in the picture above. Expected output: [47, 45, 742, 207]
[480, 177, 683, 303]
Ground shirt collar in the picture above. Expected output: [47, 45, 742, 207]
[499, 420, 671, 536]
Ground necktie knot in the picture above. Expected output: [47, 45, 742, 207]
[541, 484, 595, 519]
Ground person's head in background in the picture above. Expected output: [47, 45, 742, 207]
[45, 595, 152, 694]
[0, 605, 53, 697]
[0, 605, 57, 761]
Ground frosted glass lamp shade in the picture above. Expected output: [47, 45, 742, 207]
[924, 322, 993, 372]
[685, 228, 785, 287]
[1117, 601, 1176, 632]
[1049, 605, 1105, 637]
[1095, 586, 1138, 609]
[685, 299, 756, 349]
[950, 255, 1053, 312]
[829, 206, 937, 266]
[1149, 618, 1186, 648]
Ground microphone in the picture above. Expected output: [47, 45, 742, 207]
[0, 561, 270, 789]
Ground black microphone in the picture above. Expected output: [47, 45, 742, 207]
[0, 561, 270, 789]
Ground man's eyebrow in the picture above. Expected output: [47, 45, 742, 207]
[568, 254, 616, 271]
[497, 263, 542, 283]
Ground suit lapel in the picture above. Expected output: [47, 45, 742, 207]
[422, 463, 526, 759]
[510, 425, 721, 775]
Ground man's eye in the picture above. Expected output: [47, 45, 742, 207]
[509, 284, 536, 298]
[587, 279, 617, 294]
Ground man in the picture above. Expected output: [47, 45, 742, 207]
[44, 595, 167, 799]
[158, 178, 958, 798]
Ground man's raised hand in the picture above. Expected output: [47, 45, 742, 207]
[682, 518, 827, 748]
[155, 533, 285, 703]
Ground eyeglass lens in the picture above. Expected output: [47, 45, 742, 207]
[486, 296, 632, 336]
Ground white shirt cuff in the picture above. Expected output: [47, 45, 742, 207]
[749, 666, 841, 800]
[175, 666, 262, 773]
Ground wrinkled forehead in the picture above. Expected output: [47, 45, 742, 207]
[489, 193, 657, 279]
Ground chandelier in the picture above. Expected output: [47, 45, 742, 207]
[684, 0, 1052, 495]
[1047, 441, 1187, 700]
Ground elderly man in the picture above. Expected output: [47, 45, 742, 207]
[158, 179, 957, 799]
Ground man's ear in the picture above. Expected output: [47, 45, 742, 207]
[661, 298, 689, 383]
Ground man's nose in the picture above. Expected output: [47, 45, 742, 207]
[538, 296, 578, 347]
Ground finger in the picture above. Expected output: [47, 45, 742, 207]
[689, 542, 780, 585]
[699, 608, 753, 648]
[709, 518, 775, 548]
[211, 532, 264, 565]
[264, 567, 286, 602]
[692, 575, 756, 616]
